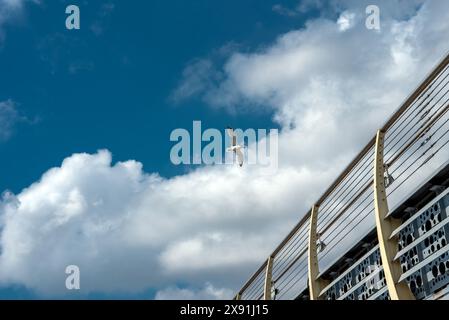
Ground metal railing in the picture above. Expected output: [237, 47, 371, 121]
[234, 50, 449, 300]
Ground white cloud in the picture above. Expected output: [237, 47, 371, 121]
[0, 99, 35, 141]
[2, 0, 449, 299]
[0, 99, 20, 141]
[155, 283, 233, 300]
[337, 11, 356, 31]
[1, 0, 24, 10]
[0, 150, 320, 296]
[272, 4, 298, 17]
[0, 0, 38, 42]
[170, 59, 221, 103]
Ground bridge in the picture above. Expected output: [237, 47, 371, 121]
[234, 51, 449, 301]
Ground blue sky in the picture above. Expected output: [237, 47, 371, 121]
[0, 0, 306, 194]
[1, 0, 449, 300]
[0, 0, 310, 299]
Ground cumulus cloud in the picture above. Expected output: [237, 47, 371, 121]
[0, 150, 322, 296]
[2, 0, 449, 299]
[175, 0, 449, 168]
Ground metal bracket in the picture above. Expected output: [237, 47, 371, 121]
[308, 204, 329, 300]
[263, 256, 274, 300]
[373, 130, 415, 300]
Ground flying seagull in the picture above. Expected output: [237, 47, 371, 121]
[226, 127, 244, 167]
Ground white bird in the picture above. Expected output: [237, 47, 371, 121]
[226, 127, 244, 167]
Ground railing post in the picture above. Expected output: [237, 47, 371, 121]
[308, 204, 328, 300]
[263, 256, 274, 300]
[373, 129, 415, 300]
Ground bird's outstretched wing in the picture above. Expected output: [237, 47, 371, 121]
[236, 149, 244, 167]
